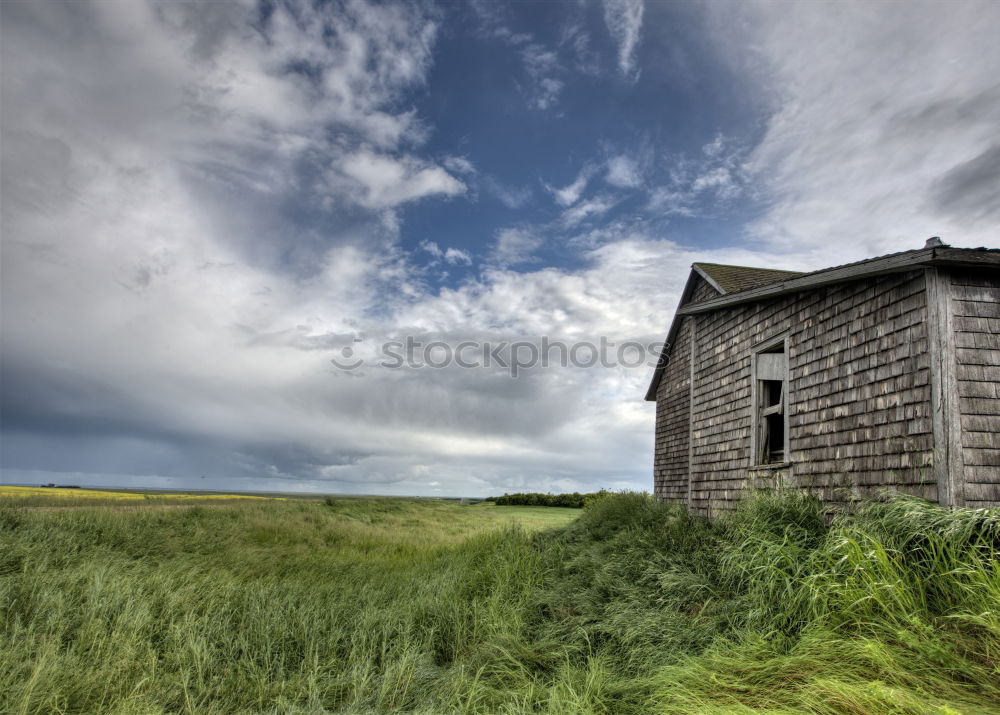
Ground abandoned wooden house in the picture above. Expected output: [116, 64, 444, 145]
[646, 239, 1000, 516]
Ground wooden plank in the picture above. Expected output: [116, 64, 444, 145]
[958, 381, 998, 399]
[956, 348, 1000, 367]
[924, 268, 958, 507]
[963, 482, 1000, 501]
[934, 248, 1000, 267]
[962, 431, 999, 449]
[755, 352, 787, 380]
[942, 272, 966, 508]
[960, 397, 1000, 416]
[951, 272, 1000, 287]
[956, 363, 1000, 382]
[955, 331, 1000, 350]
[963, 414, 1000, 432]
[963, 448, 1000, 467]
[965, 465, 1000, 482]
[952, 316, 988, 333]
[951, 284, 1000, 302]
[972, 301, 1000, 319]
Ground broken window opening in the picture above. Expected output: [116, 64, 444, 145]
[754, 341, 788, 465]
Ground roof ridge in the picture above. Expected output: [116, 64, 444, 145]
[775, 247, 924, 283]
[679, 245, 1000, 316]
[692, 262, 803, 273]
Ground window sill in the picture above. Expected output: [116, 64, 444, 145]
[749, 462, 793, 471]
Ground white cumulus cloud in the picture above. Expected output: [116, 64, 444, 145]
[337, 150, 466, 209]
[606, 154, 643, 188]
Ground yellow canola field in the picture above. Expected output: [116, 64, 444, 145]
[0, 485, 283, 501]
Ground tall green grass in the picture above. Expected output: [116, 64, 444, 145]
[1, 493, 997, 713]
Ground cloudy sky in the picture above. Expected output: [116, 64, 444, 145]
[2, 0, 999, 496]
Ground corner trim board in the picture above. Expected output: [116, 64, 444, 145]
[924, 267, 965, 507]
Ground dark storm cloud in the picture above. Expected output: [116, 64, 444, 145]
[709, 0, 1000, 256]
[932, 144, 1000, 227]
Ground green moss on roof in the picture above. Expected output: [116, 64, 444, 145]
[693, 263, 805, 295]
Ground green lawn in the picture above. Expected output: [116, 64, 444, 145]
[1, 492, 997, 713]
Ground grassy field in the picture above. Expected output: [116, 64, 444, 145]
[1, 492, 998, 713]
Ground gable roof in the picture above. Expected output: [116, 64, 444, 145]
[640, 264, 802, 401]
[644, 244, 1000, 401]
[677, 246, 999, 316]
[692, 263, 804, 295]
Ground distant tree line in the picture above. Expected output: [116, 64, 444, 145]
[485, 491, 610, 508]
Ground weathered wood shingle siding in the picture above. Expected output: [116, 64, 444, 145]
[788, 272, 934, 503]
[950, 268, 1000, 505]
[653, 277, 720, 503]
[683, 270, 935, 516]
[654, 317, 691, 503]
